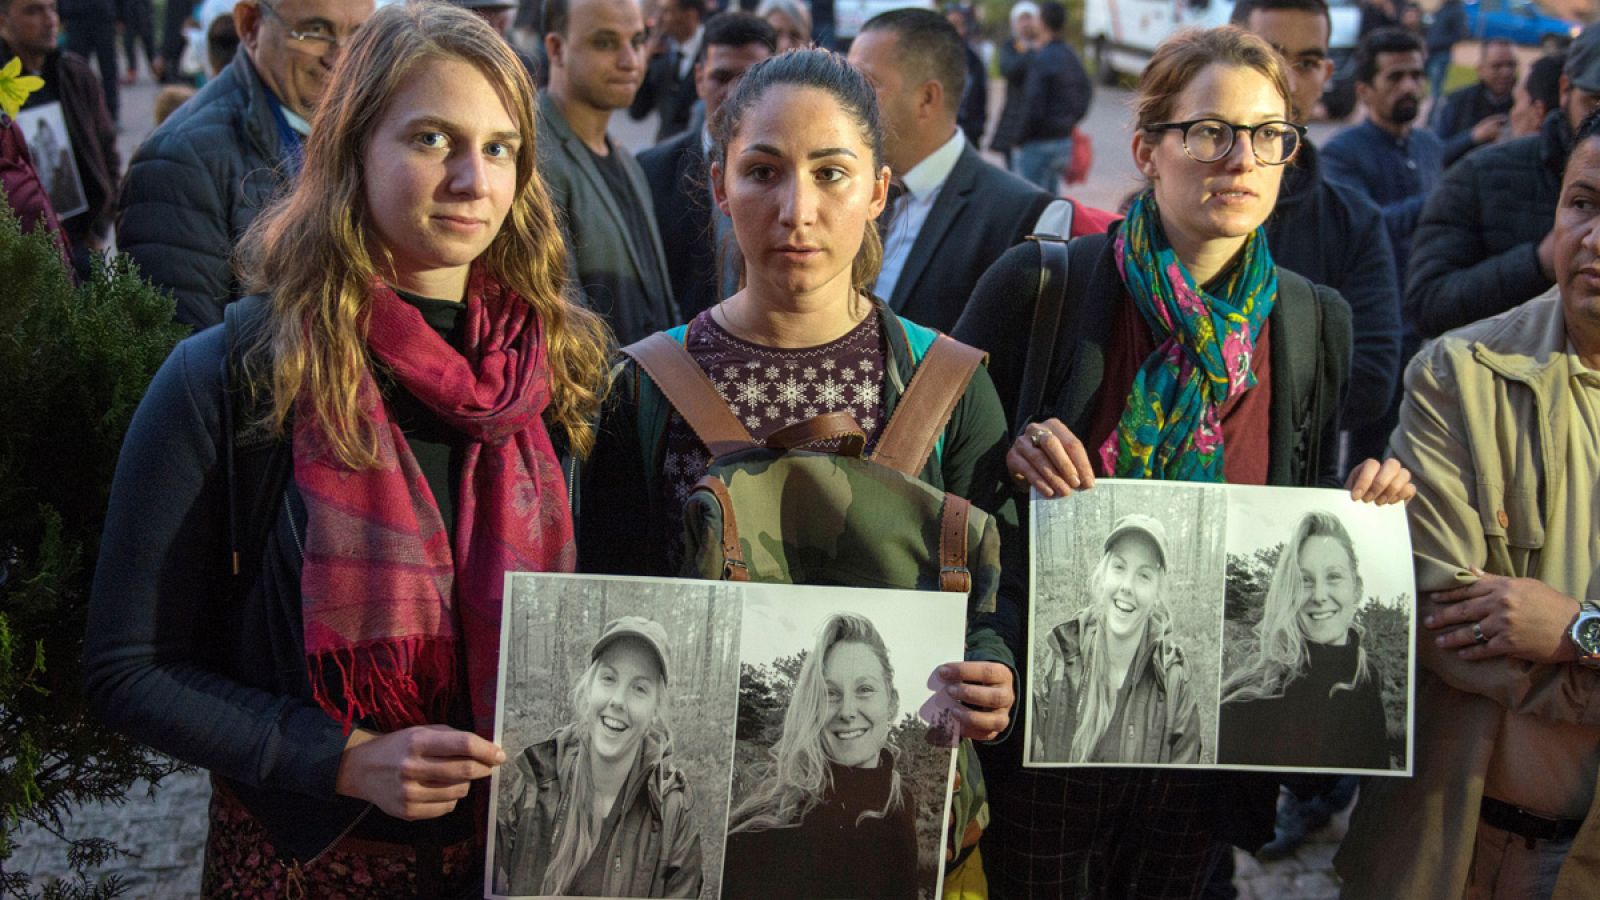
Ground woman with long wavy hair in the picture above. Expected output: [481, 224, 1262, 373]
[84, 3, 610, 895]
[494, 617, 702, 897]
[723, 613, 918, 900]
[1033, 515, 1202, 764]
[1218, 511, 1388, 769]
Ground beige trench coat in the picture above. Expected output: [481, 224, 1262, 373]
[1336, 289, 1600, 899]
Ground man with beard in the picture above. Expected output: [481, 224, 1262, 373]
[1323, 27, 1440, 284]
[1323, 27, 1440, 462]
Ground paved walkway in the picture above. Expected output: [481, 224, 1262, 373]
[13, 765, 1353, 898]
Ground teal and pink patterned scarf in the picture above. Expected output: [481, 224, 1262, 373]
[1099, 190, 1276, 481]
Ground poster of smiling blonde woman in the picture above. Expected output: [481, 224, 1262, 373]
[1025, 480, 1414, 775]
[487, 574, 966, 899]
[722, 588, 966, 900]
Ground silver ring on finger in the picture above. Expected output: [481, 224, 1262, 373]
[1030, 427, 1052, 448]
[1472, 622, 1489, 645]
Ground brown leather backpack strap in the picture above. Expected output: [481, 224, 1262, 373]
[622, 332, 756, 458]
[938, 495, 972, 593]
[872, 335, 987, 477]
[765, 412, 867, 457]
[690, 476, 749, 582]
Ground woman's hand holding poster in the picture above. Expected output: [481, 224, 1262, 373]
[487, 574, 966, 900]
[1025, 479, 1415, 775]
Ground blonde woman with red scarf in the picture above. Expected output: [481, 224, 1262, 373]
[84, 4, 610, 896]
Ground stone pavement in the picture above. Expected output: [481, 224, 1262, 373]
[12, 766, 1353, 898]
[13, 69, 1359, 900]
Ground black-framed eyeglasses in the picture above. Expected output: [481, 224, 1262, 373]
[256, 1, 350, 53]
[1143, 118, 1306, 166]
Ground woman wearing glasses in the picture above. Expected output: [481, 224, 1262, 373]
[953, 25, 1413, 897]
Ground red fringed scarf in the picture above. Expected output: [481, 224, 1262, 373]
[293, 272, 575, 739]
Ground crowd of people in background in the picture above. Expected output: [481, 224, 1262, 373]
[0, 0, 1585, 895]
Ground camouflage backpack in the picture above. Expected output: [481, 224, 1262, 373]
[621, 319, 999, 871]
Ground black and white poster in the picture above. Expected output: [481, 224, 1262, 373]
[1025, 479, 1414, 775]
[488, 573, 966, 899]
[15, 102, 86, 220]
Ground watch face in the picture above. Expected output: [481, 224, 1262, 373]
[1579, 617, 1600, 655]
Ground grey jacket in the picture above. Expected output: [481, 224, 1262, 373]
[116, 53, 292, 330]
[536, 92, 678, 345]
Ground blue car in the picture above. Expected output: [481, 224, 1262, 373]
[1464, 0, 1582, 50]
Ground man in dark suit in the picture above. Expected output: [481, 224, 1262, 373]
[627, 0, 703, 142]
[848, 7, 1057, 332]
[539, 0, 678, 345]
[637, 12, 774, 319]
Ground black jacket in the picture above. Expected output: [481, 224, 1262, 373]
[957, 42, 988, 147]
[628, 42, 698, 143]
[1217, 631, 1389, 770]
[1434, 81, 1512, 167]
[1267, 139, 1401, 432]
[721, 752, 919, 900]
[1405, 109, 1569, 338]
[117, 53, 291, 330]
[885, 142, 1054, 332]
[989, 40, 1031, 154]
[636, 128, 721, 319]
[1019, 40, 1090, 143]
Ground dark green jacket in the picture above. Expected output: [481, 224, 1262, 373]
[577, 300, 1020, 672]
[494, 726, 701, 897]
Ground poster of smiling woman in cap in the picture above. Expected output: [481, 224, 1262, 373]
[494, 614, 703, 897]
[489, 573, 748, 899]
[1025, 480, 1413, 773]
[1032, 512, 1206, 765]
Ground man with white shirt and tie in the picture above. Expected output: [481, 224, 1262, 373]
[848, 8, 1069, 331]
[629, 0, 704, 142]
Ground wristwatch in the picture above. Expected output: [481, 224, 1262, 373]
[1570, 602, 1600, 668]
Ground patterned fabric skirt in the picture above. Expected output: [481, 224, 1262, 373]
[200, 779, 480, 899]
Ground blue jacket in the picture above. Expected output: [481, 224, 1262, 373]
[1322, 119, 1444, 294]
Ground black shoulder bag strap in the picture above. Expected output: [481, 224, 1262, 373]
[1272, 270, 1326, 482]
[221, 298, 293, 592]
[1013, 235, 1071, 439]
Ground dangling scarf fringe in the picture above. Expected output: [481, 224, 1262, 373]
[306, 637, 460, 733]
[293, 272, 575, 738]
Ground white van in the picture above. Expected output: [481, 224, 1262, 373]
[1084, 0, 1362, 101]
[835, 0, 937, 40]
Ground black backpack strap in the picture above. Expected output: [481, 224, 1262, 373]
[1271, 270, 1326, 481]
[1013, 235, 1071, 438]
[221, 297, 292, 591]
